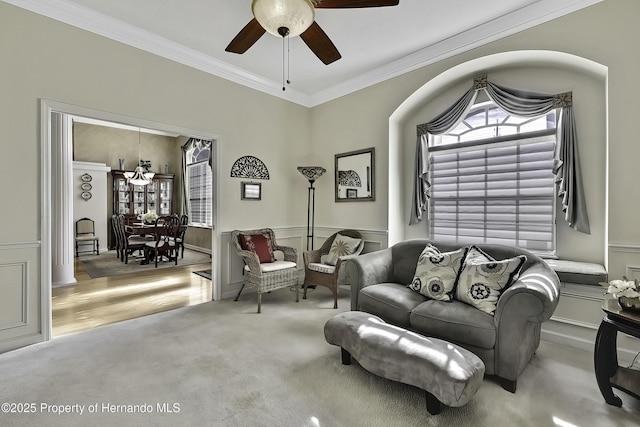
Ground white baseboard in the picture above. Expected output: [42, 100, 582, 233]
[184, 243, 211, 255]
[542, 319, 640, 364]
[0, 332, 43, 354]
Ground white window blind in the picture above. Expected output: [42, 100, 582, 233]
[187, 161, 212, 226]
[429, 136, 556, 253]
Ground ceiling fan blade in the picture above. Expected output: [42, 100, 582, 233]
[313, 0, 399, 8]
[300, 21, 342, 65]
[225, 18, 266, 54]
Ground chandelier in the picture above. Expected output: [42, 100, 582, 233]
[124, 128, 155, 186]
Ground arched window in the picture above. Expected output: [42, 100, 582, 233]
[183, 139, 212, 227]
[429, 99, 557, 254]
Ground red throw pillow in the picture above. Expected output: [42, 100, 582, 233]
[239, 233, 275, 263]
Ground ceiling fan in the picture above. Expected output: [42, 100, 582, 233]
[225, 0, 400, 65]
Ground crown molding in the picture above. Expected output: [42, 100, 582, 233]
[308, 0, 603, 106]
[4, 0, 602, 108]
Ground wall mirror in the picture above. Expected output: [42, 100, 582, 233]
[335, 147, 375, 202]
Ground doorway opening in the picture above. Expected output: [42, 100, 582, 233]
[41, 99, 221, 339]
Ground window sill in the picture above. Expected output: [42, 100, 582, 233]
[188, 224, 213, 230]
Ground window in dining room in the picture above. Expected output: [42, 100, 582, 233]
[183, 138, 213, 227]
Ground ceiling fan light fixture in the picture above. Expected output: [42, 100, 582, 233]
[252, 0, 315, 38]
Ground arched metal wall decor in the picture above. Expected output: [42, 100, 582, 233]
[230, 155, 270, 180]
[337, 170, 362, 187]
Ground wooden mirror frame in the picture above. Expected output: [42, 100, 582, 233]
[335, 147, 375, 202]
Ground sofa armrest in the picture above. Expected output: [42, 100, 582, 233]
[346, 248, 394, 310]
[495, 263, 561, 324]
[492, 263, 561, 382]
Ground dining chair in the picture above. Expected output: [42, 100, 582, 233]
[75, 217, 100, 257]
[115, 214, 148, 264]
[175, 214, 188, 259]
[111, 214, 123, 259]
[144, 215, 181, 267]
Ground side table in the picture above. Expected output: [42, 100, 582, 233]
[594, 297, 640, 406]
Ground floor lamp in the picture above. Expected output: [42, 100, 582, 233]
[297, 166, 326, 251]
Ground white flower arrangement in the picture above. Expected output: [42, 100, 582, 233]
[142, 211, 158, 224]
[600, 277, 640, 299]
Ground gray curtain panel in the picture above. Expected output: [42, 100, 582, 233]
[409, 134, 430, 225]
[411, 77, 590, 235]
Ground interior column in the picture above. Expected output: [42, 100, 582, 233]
[51, 112, 76, 286]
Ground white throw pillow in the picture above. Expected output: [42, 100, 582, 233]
[455, 246, 526, 314]
[407, 244, 468, 302]
[325, 233, 362, 266]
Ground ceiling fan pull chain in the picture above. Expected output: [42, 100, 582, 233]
[282, 35, 286, 91]
[287, 36, 291, 86]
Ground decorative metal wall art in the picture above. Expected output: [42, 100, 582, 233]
[337, 170, 362, 187]
[230, 155, 270, 180]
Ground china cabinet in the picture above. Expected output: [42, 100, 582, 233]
[111, 170, 174, 217]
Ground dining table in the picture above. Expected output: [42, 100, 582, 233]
[126, 222, 187, 236]
[125, 222, 158, 237]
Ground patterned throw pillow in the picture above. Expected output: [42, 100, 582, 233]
[407, 244, 468, 302]
[325, 234, 362, 266]
[455, 246, 526, 314]
[239, 233, 275, 263]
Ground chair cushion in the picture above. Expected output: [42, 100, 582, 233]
[407, 244, 467, 302]
[145, 241, 176, 249]
[244, 260, 296, 273]
[308, 262, 336, 274]
[76, 235, 98, 242]
[325, 233, 362, 266]
[239, 233, 275, 263]
[410, 300, 497, 349]
[128, 236, 148, 244]
[359, 283, 427, 328]
[455, 246, 526, 315]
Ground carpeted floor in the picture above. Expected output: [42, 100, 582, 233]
[78, 249, 211, 279]
[1, 289, 639, 427]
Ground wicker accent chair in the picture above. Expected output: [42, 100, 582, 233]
[302, 229, 364, 309]
[231, 228, 299, 313]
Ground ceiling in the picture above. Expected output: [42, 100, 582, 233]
[7, 0, 600, 107]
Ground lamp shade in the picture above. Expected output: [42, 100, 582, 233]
[124, 166, 155, 186]
[297, 166, 326, 183]
[252, 0, 315, 38]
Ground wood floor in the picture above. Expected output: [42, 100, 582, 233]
[52, 255, 212, 337]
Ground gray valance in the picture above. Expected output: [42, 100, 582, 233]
[411, 75, 590, 234]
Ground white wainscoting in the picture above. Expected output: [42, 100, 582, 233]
[541, 243, 640, 363]
[220, 226, 388, 300]
[0, 242, 43, 353]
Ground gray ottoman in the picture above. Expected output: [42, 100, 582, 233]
[324, 311, 485, 415]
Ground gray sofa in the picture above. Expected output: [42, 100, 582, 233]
[346, 239, 561, 392]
